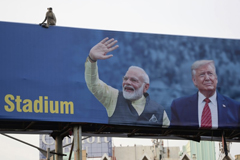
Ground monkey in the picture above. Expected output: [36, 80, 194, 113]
[39, 7, 56, 28]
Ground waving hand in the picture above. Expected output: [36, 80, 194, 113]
[89, 37, 119, 62]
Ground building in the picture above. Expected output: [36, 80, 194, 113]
[235, 154, 240, 160]
[112, 139, 180, 160]
[39, 135, 112, 160]
[217, 142, 234, 160]
[63, 150, 87, 160]
[180, 141, 215, 160]
[40, 135, 222, 160]
[39, 136, 182, 160]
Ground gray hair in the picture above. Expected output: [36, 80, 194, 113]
[191, 60, 216, 77]
[128, 66, 150, 84]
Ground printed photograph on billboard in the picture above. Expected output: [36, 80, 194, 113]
[0, 21, 240, 131]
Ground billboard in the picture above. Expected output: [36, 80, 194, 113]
[39, 135, 112, 159]
[0, 21, 240, 131]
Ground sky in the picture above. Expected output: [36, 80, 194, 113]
[1, 0, 240, 159]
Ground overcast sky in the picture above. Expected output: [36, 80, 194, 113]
[1, 0, 240, 159]
[1, 0, 240, 38]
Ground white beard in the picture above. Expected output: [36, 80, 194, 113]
[122, 83, 145, 101]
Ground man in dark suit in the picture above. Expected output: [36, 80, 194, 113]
[170, 60, 240, 129]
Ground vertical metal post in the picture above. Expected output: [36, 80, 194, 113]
[68, 139, 74, 160]
[46, 148, 50, 160]
[55, 136, 63, 160]
[74, 126, 82, 160]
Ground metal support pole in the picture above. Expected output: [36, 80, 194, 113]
[46, 148, 50, 160]
[68, 138, 74, 160]
[74, 126, 82, 160]
[55, 136, 63, 160]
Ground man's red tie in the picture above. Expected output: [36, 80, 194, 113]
[201, 98, 212, 129]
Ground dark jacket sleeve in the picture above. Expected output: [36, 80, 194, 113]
[170, 100, 180, 127]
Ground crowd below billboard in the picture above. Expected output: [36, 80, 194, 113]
[0, 21, 240, 131]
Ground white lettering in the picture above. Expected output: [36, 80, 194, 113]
[42, 135, 54, 145]
[97, 137, 101, 143]
[104, 137, 109, 143]
[87, 137, 95, 143]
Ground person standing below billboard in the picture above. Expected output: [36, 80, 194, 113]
[39, 7, 56, 28]
[85, 37, 170, 127]
[170, 60, 240, 129]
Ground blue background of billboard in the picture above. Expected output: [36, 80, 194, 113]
[0, 21, 240, 125]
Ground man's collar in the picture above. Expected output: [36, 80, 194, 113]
[198, 91, 217, 105]
[132, 94, 146, 105]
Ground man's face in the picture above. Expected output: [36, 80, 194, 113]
[122, 68, 149, 100]
[192, 63, 218, 94]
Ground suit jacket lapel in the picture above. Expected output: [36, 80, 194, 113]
[187, 93, 199, 127]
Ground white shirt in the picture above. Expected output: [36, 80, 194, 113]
[198, 91, 218, 129]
